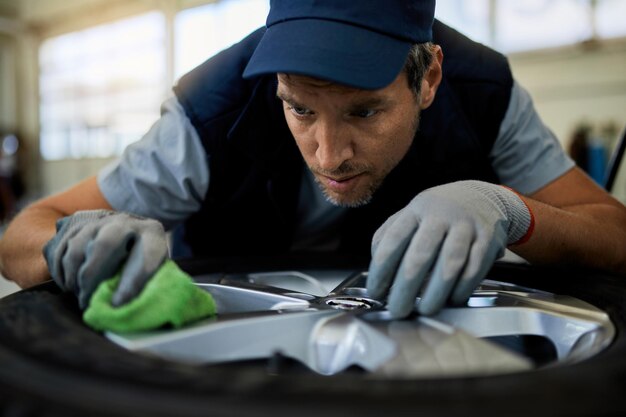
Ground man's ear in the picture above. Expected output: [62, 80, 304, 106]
[419, 45, 443, 110]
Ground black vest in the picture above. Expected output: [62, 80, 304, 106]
[173, 20, 513, 258]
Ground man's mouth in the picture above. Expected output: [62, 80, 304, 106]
[320, 172, 364, 192]
[328, 174, 358, 182]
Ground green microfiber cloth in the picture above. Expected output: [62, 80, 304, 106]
[83, 260, 217, 333]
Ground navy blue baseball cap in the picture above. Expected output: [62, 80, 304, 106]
[242, 0, 436, 90]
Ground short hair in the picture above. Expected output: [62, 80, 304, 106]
[403, 42, 435, 97]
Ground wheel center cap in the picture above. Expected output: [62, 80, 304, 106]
[324, 296, 380, 310]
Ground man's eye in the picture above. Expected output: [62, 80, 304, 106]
[289, 106, 311, 116]
[352, 109, 378, 118]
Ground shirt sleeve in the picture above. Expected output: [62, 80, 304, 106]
[97, 97, 210, 230]
[490, 80, 575, 195]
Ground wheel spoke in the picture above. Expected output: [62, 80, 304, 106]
[108, 310, 338, 365]
[308, 313, 396, 375]
[436, 290, 615, 361]
[365, 316, 533, 377]
[196, 282, 311, 314]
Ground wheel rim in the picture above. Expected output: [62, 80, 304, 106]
[107, 269, 615, 378]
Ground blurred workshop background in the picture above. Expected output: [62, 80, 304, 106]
[0, 0, 625, 296]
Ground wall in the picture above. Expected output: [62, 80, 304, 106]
[0, 9, 42, 199]
[42, 158, 116, 194]
[0, 34, 17, 129]
[509, 39, 626, 202]
[509, 39, 626, 151]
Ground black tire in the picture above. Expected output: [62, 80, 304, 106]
[1, 260, 625, 417]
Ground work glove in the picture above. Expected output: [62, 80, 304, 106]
[367, 180, 533, 318]
[43, 210, 169, 309]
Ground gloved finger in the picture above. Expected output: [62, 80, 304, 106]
[371, 209, 404, 256]
[60, 223, 101, 294]
[42, 216, 73, 278]
[80, 222, 136, 279]
[367, 212, 418, 299]
[112, 223, 168, 306]
[450, 232, 504, 306]
[77, 222, 137, 307]
[386, 221, 446, 318]
[417, 223, 474, 316]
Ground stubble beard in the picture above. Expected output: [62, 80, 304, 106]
[309, 160, 392, 208]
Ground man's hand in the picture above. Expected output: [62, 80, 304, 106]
[43, 210, 168, 309]
[367, 180, 533, 318]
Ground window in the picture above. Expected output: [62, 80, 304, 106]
[435, 0, 626, 53]
[435, 0, 491, 46]
[494, 0, 592, 53]
[595, 0, 626, 39]
[174, 0, 269, 80]
[39, 12, 167, 160]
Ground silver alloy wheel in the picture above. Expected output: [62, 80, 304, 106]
[108, 269, 615, 378]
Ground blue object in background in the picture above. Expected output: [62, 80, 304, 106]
[587, 140, 607, 185]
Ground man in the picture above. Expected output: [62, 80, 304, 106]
[1, 0, 624, 318]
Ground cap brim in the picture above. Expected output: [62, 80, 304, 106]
[243, 19, 412, 90]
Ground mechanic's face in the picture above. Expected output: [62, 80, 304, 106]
[277, 72, 426, 207]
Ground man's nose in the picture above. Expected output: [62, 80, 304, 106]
[314, 121, 354, 171]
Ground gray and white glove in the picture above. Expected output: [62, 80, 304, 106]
[367, 180, 533, 318]
[43, 210, 169, 309]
